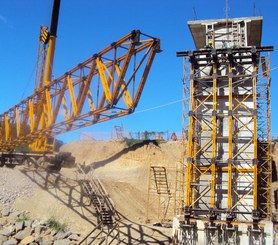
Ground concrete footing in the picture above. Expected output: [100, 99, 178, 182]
[172, 217, 274, 245]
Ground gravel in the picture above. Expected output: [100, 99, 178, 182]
[0, 167, 37, 207]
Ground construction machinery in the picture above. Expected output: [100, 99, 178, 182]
[0, 0, 161, 167]
[173, 17, 274, 244]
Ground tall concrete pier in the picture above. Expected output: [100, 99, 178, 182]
[174, 16, 274, 244]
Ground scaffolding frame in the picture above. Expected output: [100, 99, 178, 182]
[257, 55, 272, 219]
[174, 59, 190, 216]
[176, 46, 273, 226]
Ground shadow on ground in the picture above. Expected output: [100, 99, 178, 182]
[19, 166, 172, 244]
[82, 140, 160, 172]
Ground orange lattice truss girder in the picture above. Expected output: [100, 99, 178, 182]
[0, 30, 161, 151]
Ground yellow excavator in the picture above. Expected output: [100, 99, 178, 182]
[0, 0, 161, 168]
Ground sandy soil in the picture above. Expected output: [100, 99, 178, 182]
[13, 166, 96, 234]
[61, 139, 181, 220]
[10, 139, 181, 243]
[5, 139, 278, 243]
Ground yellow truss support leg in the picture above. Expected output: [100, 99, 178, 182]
[67, 76, 78, 117]
[185, 65, 195, 208]
[28, 99, 35, 133]
[96, 57, 112, 103]
[228, 63, 233, 209]
[87, 90, 95, 113]
[115, 65, 133, 107]
[4, 114, 10, 142]
[253, 63, 258, 211]
[62, 96, 70, 121]
[211, 63, 217, 208]
[15, 107, 21, 138]
[45, 89, 53, 126]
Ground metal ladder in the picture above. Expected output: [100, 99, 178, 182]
[231, 21, 246, 47]
[231, 22, 239, 47]
[151, 166, 171, 195]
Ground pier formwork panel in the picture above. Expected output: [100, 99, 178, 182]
[174, 17, 274, 245]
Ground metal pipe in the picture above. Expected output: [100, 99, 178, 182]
[44, 0, 61, 85]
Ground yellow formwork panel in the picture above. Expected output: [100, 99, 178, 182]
[179, 48, 272, 223]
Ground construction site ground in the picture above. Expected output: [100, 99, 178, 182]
[1, 139, 278, 243]
[0, 139, 182, 244]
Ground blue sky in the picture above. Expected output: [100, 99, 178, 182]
[0, 0, 277, 142]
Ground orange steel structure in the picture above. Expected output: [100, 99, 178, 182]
[0, 30, 160, 152]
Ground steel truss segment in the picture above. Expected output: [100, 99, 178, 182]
[0, 31, 160, 151]
[179, 46, 272, 222]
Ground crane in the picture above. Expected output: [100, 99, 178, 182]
[0, 0, 161, 167]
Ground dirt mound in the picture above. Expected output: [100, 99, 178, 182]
[61, 139, 181, 168]
[1, 140, 181, 242]
[60, 140, 127, 165]
[61, 140, 181, 222]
